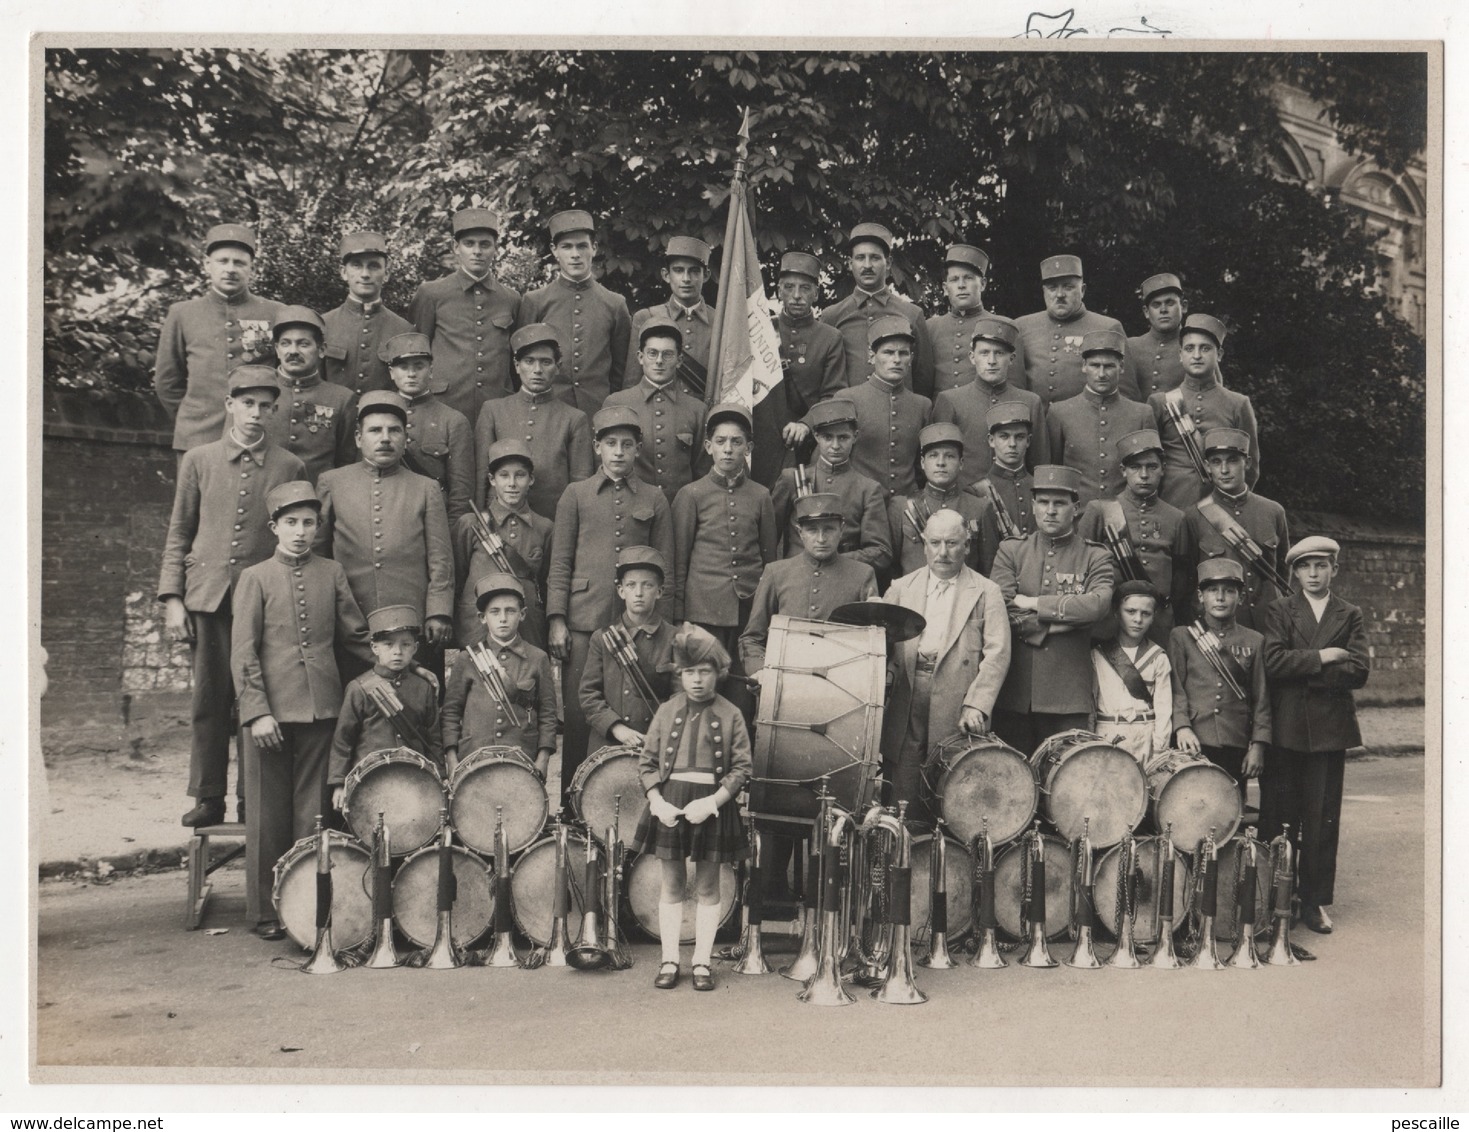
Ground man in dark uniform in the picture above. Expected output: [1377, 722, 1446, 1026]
[519, 209, 633, 415]
[1045, 329, 1155, 505]
[266, 305, 358, 486]
[408, 207, 522, 420]
[1123, 272, 1188, 401]
[603, 319, 708, 505]
[972, 401, 1038, 572]
[845, 315, 932, 499]
[819, 222, 935, 397]
[627, 235, 718, 396]
[1013, 255, 1136, 406]
[322, 230, 415, 396]
[888, 423, 987, 578]
[925, 244, 993, 394]
[381, 332, 475, 531]
[764, 251, 846, 485]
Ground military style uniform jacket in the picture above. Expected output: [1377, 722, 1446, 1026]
[441, 635, 558, 759]
[925, 307, 991, 394]
[636, 691, 753, 799]
[472, 388, 594, 519]
[322, 298, 415, 396]
[578, 615, 677, 743]
[314, 460, 456, 620]
[261, 368, 357, 486]
[329, 665, 443, 784]
[1045, 388, 1157, 505]
[1013, 308, 1136, 406]
[1077, 492, 1194, 614]
[1123, 330, 1185, 401]
[1183, 489, 1290, 629]
[158, 435, 308, 614]
[602, 377, 708, 505]
[930, 379, 1050, 484]
[887, 483, 987, 578]
[546, 470, 675, 633]
[777, 311, 848, 409]
[972, 464, 1036, 574]
[990, 529, 1115, 715]
[520, 274, 633, 415]
[738, 553, 879, 673]
[846, 374, 932, 499]
[230, 547, 373, 726]
[154, 289, 284, 451]
[820, 286, 936, 398]
[453, 501, 554, 648]
[1261, 592, 1370, 752]
[401, 392, 474, 529]
[407, 269, 522, 420]
[1148, 374, 1261, 511]
[770, 459, 892, 571]
[1168, 621, 1272, 748]
[672, 469, 778, 626]
[627, 299, 717, 393]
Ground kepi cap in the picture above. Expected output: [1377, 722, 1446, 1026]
[806, 398, 858, 431]
[1080, 329, 1126, 358]
[793, 492, 845, 524]
[266, 480, 321, 520]
[1197, 557, 1246, 587]
[1140, 273, 1183, 301]
[271, 305, 325, 339]
[1030, 465, 1082, 498]
[918, 422, 964, 454]
[1286, 536, 1341, 570]
[368, 604, 422, 638]
[1203, 427, 1250, 456]
[986, 401, 1032, 432]
[616, 545, 667, 581]
[511, 323, 562, 358]
[485, 439, 535, 475]
[1117, 429, 1164, 462]
[779, 251, 822, 282]
[356, 389, 410, 425]
[227, 365, 280, 398]
[338, 231, 389, 260]
[378, 331, 433, 364]
[1041, 254, 1083, 281]
[548, 210, 596, 240]
[845, 222, 894, 254]
[971, 315, 1019, 350]
[664, 235, 711, 265]
[1182, 313, 1227, 346]
[944, 244, 991, 275]
[672, 623, 730, 672]
[706, 401, 752, 436]
[867, 314, 915, 348]
[638, 318, 683, 350]
[204, 223, 257, 256]
[474, 572, 525, 609]
[452, 208, 502, 237]
[592, 404, 643, 440]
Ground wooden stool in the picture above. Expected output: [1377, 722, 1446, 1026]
[185, 822, 247, 930]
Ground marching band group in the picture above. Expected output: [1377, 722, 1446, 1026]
[153, 209, 1370, 990]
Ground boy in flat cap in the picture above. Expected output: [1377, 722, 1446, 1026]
[846, 315, 933, 500]
[473, 323, 595, 519]
[931, 315, 1050, 486]
[160, 367, 307, 828]
[1046, 329, 1155, 505]
[1090, 580, 1173, 763]
[626, 236, 719, 395]
[770, 398, 891, 571]
[1013, 255, 1136, 407]
[989, 465, 1116, 753]
[603, 320, 708, 504]
[1260, 536, 1370, 934]
[519, 210, 633, 414]
[154, 224, 283, 452]
[887, 423, 987, 578]
[407, 207, 522, 421]
[381, 332, 474, 530]
[926, 244, 994, 394]
[267, 306, 358, 485]
[322, 231, 415, 396]
[1150, 313, 1261, 511]
[1124, 272, 1188, 401]
[820, 222, 935, 397]
[971, 402, 1038, 566]
[231, 480, 373, 939]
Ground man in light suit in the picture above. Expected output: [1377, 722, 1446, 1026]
[879, 509, 1012, 817]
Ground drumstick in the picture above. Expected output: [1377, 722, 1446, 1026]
[468, 501, 517, 575]
[467, 643, 525, 730]
[364, 679, 431, 754]
[606, 626, 661, 712]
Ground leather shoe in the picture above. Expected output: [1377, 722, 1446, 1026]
[653, 961, 680, 990]
[255, 920, 286, 941]
[181, 798, 226, 828]
[1303, 906, 1333, 934]
[691, 963, 715, 992]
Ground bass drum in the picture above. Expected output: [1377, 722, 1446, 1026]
[625, 855, 738, 945]
[992, 833, 1074, 942]
[1093, 835, 1193, 944]
[1030, 729, 1147, 849]
[749, 615, 886, 826]
[508, 832, 591, 948]
[448, 746, 548, 857]
[923, 732, 1037, 848]
[341, 746, 445, 856]
[908, 833, 975, 944]
[1213, 836, 1276, 944]
[569, 745, 647, 850]
[1145, 749, 1242, 851]
[390, 844, 494, 949]
[271, 832, 374, 951]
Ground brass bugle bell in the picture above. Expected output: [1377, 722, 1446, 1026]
[1264, 824, 1301, 967]
[797, 802, 857, 1006]
[602, 796, 634, 971]
[732, 811, 771, 974]
[918, 821, 957, 970]
[423, 806, 463, 969]
[1065, 817, 1102, 970]
[541, 818, 573, 967]
[781, 787, 831, 983]
[1226, 826, 1263, 969]
[303, 815, 346, 974]
[1104, 831, 1141, 969]
[483, 806, 525, 968]
[968, 821, 1006, 969]
[365, 812, 403, 969]
[1187, 828, 1226, 971]
[1143, 823, 1183, 969]
[567, 827, 609, 970]
[1019, 823, 1058, 968]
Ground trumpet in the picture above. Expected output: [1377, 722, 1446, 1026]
[731, 811, 772, 974]
[1065, 817, 1102, 969]
[1264, 824, 1301, 967]
[1019, 822, 1058, 968]
[483, 806, 527, 968]
[422, 807, 463, 970]
[567, 830, 609, 970]
[968, 820, 1006, 969]
[302, 815, 345, 974]
[782, 785, 832, 983]
[364, 812, 403, 969]
[1186, 828, 1225, 970]
[853, 802, 927, 1005]
[1143, 823, 1183, 969]
[1104, 831, 1141, 969]
[797, 799, 859, 1007]
[1227, 826, 1263, 969]
[918, 822, 957, 970]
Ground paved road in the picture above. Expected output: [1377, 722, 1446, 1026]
[35, 755, 1433, 1088]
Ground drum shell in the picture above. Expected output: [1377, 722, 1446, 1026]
[1031, 729, 1147, 848]
[749, 616, 886, 825]
[992, 833, 1074, 942]
[508, 833, 591, 947]
[341, 747, 446, 857]
[1146, 750, 1242, 851]
[625, 856, 738, 944]
[908, 833, 975, 943]
[1212, 837, 1274, 943]
[1094, 836, 1193, 943]
[271, 832, 375, 951]
[448, 746, 549, 856]
[569, 745, 647, 850]
[924, 733, 1037, 848]
[390, 844, 494, 949]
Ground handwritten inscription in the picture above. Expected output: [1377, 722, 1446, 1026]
[1020, 9, 1172, 38]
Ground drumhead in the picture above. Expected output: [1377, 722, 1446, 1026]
[343, 748, 445, 856]
[449, 747, 549, 856]
[934, 739, 1037, 847]
[1213, 837, 1274, 943]
[271, 833, 375, 951]
[1039, 739, 1148, 848]
[992, 834, 1073, 941]
[625, 856, 737, 944]
[1150, 759, 1242, 850]
[390, 845, 494, 949]
[908, 834, 975, 943]
[508, 833, 590, 947]
[1094, 836, 1192, 943]
[570, 746, 647, 850]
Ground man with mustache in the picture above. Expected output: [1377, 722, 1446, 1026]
[265, 306, 358, 486]
[1013, 255, 1137, 407]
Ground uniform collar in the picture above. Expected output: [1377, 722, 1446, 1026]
[975, 377, 1012, 396]
[1047, 305, 1088, 325]
[1202, 616, 1238, 637]
[800, 550, 839, 570]
[1126, 490, 1160, 510]
[989, 462, 1026, 481]
[868, 373, 904, 395]
[488, 498, 532, 524]
[639, 376, 680, 400]
[273, 547, 313, 566]
[816, 456, 850, 476]
[1183, 372, 1219, 393]
[710, 467, 746, 489]
[208, 288, 254, 307]
[278, 365, 322, 391]
[372, 663, 408, 680]
[1211, 486, 1250, 505]
[922, 482, 961, 505]
[854, 285, 891, 305]
[1144, 327, 1180, 345]
[665, 299, 710, 322]
[404, 390, 436, 407]
[1040, 528, 1077, 549]
[596, 468, 639, 493]
[947, 305, 986, 320]
[225, 430, 268, 463]
[458, 267, 493, 290]
[360, 458, 403, 476]
[346, 297, 383, 316]
[557, 273, 595, 291]
[779, 310, 815, 329]
[519, 387, 556, 405]
[487, 634, 527, 658]
[623, 613, 665, 637]
[1082, 386, 1119, 406]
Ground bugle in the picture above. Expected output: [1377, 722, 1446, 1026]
[968, 820, 1006, 969]
[302, 814, 346, 974]
[918, 820, 957, 970]
[422, 806, 463, 970]
[1186, 828, 1226, 970]
[364, 812, 403, 969]
[1226, 826, 1262, 969]
[482, 806, 527, 968]
[1104, 830, 1141, 969]
[1065, 817, 1102, 969]
[1142, 822, 1182, 969]
[1019, 822, 1058, 968]
[1264, 824, 1302, 966]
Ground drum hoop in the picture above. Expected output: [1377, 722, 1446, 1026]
[569, 744, 640, 799]
[342, 746, 439, 790]
[449, 745, 543, 793]
[270, 830, 367, 895]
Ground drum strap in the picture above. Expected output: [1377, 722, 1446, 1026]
[1098, 640, 1153, 706]
[1190, 621, 1250, 692]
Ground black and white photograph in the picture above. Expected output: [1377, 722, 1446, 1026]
[17, 7, 1448, 1115]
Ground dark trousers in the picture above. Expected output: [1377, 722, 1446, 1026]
[992, 710, 1092, 758]
[559, 628, 594, 804]
[883, 662, 933, 826]
[1201, 743, 1249, 812]
[699, 605, 754, 727]
[244, 719, 335, 923]
[187, 609, 242, 804]
[1259, 747, 1346, 908]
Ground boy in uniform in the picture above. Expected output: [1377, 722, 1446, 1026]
[1046, 329, 1155, 505]
[626, 235, 719, 396]
[845, 315, 932, 499]
[887, 423, 986, 578]
[381, 331, 474, 530]
[925, 244, 993, 393]
[267, 306, 357, 486]
[322, 230, 415, 396]
[1123, 272, 1187, 401]
[971, 402, 1038, 572]
[603, 319, 707, 504]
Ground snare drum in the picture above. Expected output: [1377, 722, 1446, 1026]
[448, 746, 548, 856]
[1145, 749, 1242, 851]
[1213, 836, 1275, 943]
[271, 832, 375, 950]
[992, 833, 1074, 941]
[749, 615, 886, 825]
[569, 745, 647, 849]
[390, 843, 495, 949]
[508, 832, 591, 947]
[1093, 835, 1193, 944]
[625, 855, 738, 944]
[1031, 729, 1148, 848]
[908, 833, 975, 944]
[923, 733, 1037, 848]
[341, 747, 445, 856]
